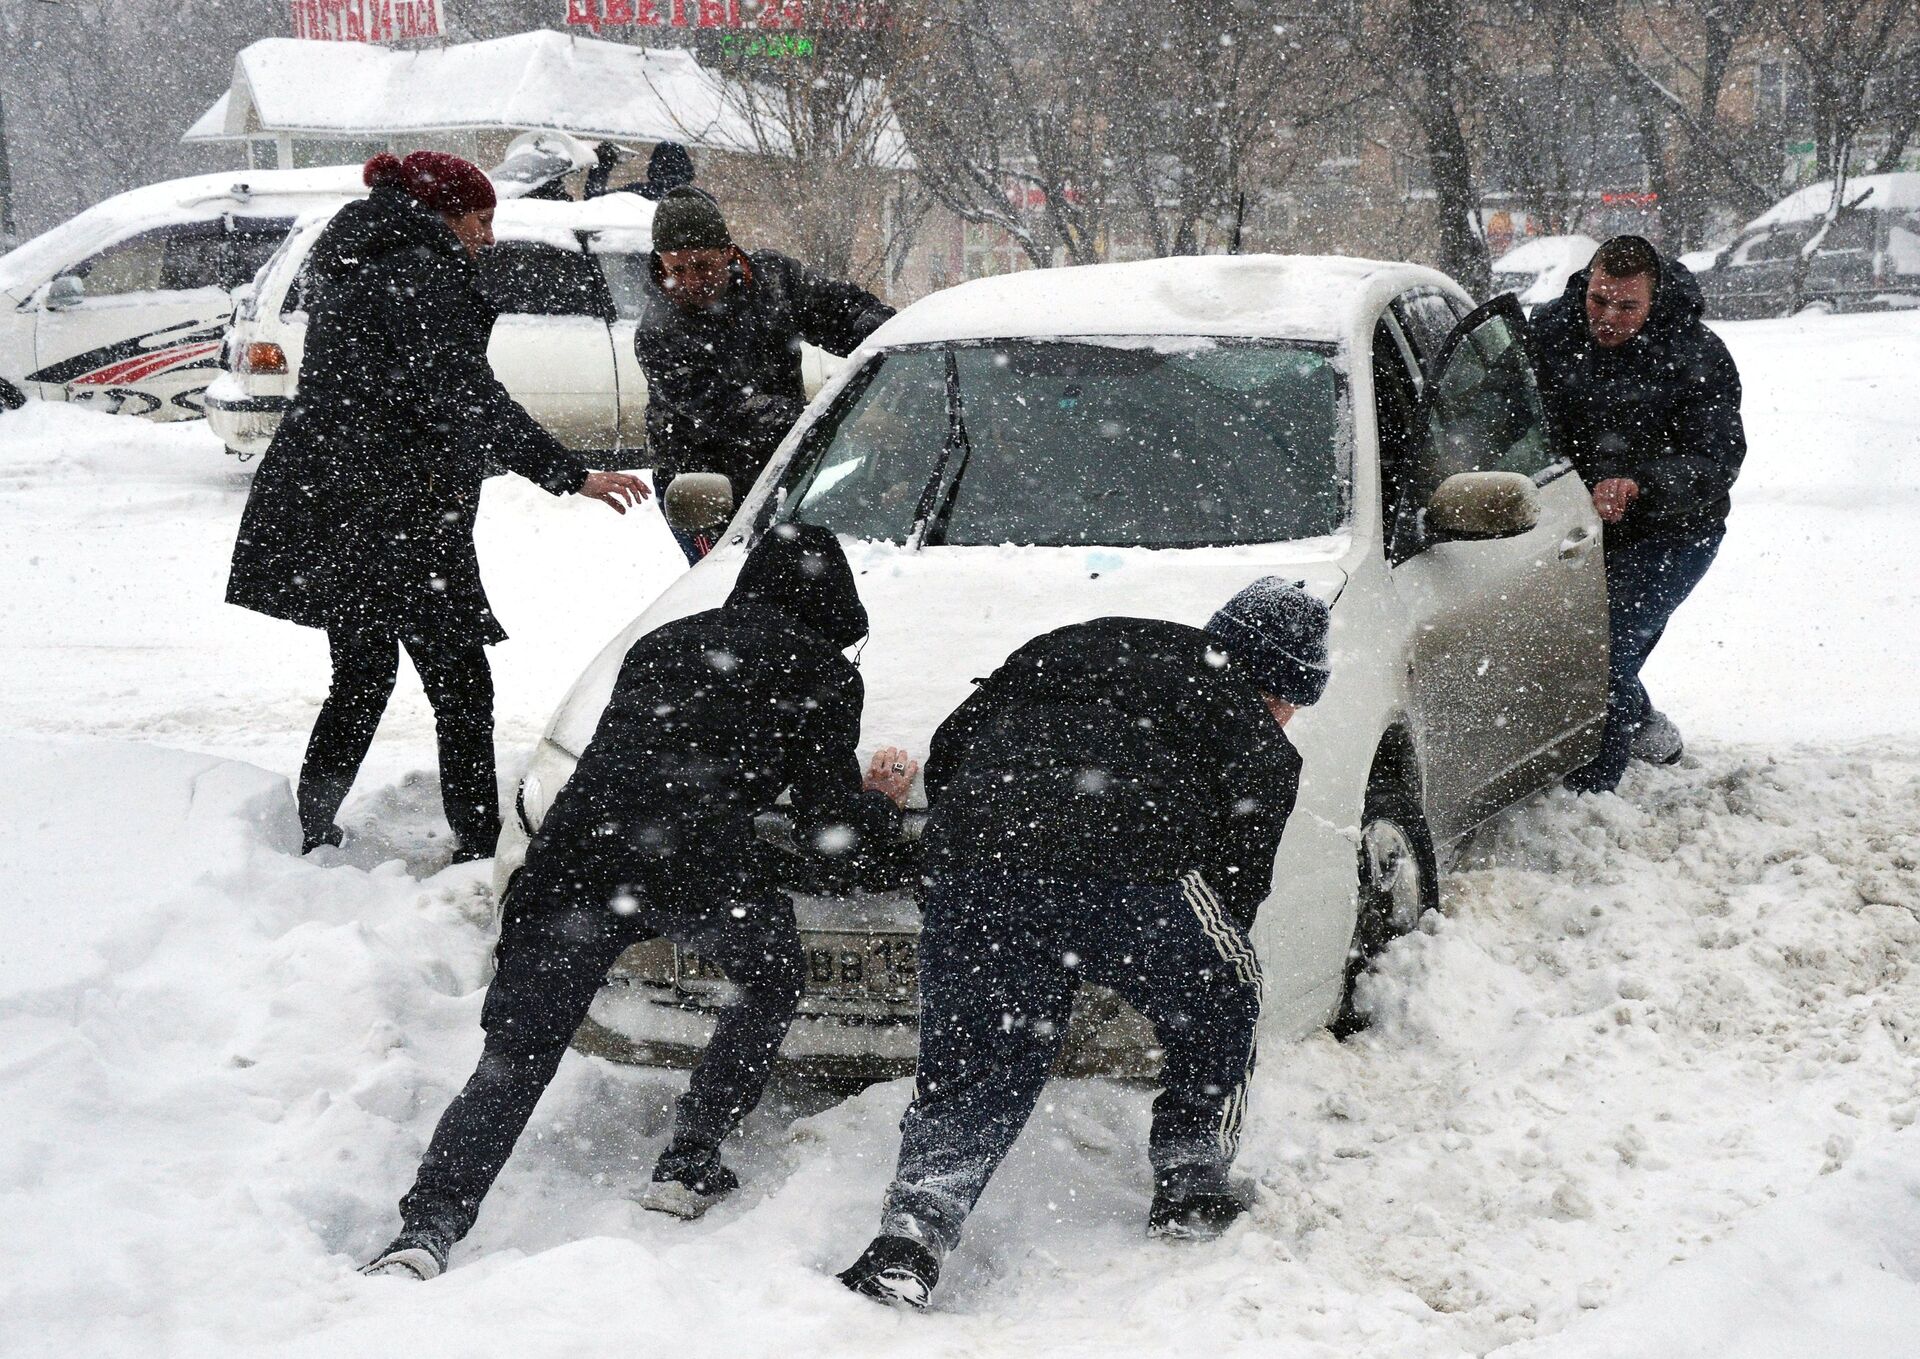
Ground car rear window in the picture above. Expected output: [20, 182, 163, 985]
[773, 338, 1347, 549]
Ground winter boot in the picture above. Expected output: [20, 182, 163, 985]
[301, 823, 344, 855]
[838, 1234, 942, 1311]
[1630, 709, 1685, 765]
[634, 1141, 739, 1220]
[360, 1222, 454, 1280]
[1148, 1168, 1247, 1242]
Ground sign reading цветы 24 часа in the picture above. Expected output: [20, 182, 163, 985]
[291, 0, 444, 42]
[564, 0, 887, 30]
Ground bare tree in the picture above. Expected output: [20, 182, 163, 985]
[1098, 1, 1357, 259]
[1771, 0, 1920, 207]
[1579, 0, 1779, 247]
[885, 0, 1124, 269]
[652, 27, 930, 291]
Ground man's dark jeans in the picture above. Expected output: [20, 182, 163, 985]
[397, 846, 802, 1242]
[880, 869, 1263, 1253]
[1568, 526, 1725, 794]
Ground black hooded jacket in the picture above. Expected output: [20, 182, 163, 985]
[532, 523, 903, 896]
[226, 186, 585, 647]
[1529, 248, 1746, 545]
[633, 250, 894, 500]
[922, 617, 1303, 931]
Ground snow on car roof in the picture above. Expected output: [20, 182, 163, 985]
[868, 254, 1438, 348]
[1747, 173, 1920, 229]
[0, 165, 368, 298]
[1491, 234, 1598, 273]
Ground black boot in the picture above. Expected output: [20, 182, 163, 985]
[361, 1220, 455, 1280]
[301, 823, 344, 855]
[1148, 1170, 1247, 1242]
[839, 1234, 941, 1311]
[634, 1141, 739, 1220]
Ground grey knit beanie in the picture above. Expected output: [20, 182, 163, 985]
[1206, 577, 1332, 706]
[651, 186, 731, 252]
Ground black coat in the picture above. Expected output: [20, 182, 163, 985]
[633, 250, 894, 501]
[923, 618, 1302, 931]
[226, 186, 586, 648]
[1529, 253, 1746, 545]
[532, 523, 903, 898]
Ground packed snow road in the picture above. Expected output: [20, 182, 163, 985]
[2, 311, 1917, 1356]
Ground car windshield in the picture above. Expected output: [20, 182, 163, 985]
[770, 338, 1346, 548]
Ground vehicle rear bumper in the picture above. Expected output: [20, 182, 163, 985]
[204, 378, 288, 457]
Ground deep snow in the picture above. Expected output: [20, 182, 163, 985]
[1, 309, 1917, 1357]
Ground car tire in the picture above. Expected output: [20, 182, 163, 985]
[1332, 777, 1439, 1039]
[0, 379, 24, 412]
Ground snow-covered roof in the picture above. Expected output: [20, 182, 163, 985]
[869, 254, 1442, 348]
[1491, 234, 1598, 274]
[1748, 173, 1920, 229]
[183, 31, 907, 164]
[0, 166, 368, 300]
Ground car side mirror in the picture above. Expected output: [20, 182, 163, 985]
[46, 275, 85, 311]
[1426, 471, 1540, 542]
[664, 472, 734, 534]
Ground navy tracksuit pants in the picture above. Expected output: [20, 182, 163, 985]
[881, 869, 1264, 1252]
[397, 845, 803, 1242]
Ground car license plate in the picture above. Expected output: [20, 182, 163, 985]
[676, 932, 918, 1003]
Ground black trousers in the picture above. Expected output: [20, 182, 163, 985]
[397, 847, 804, 1243]
[881, 869, 1263, 1253]
[297, 623, 499, 852]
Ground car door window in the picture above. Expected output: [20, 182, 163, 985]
[1417, 298, 1555, 497]
[158, 226, 231, 292]
[595, 250, 650, 319]
[776, 349, 950, 543]
[70, 231, 169, 296]
[223, 219, 295, 290]
[1390, 290, 1462, 371]
[1815, 212, 1873, 257]
[1374, 316, 1423, 557]
[1735, 223, 1816, 266]
[478, 242, 614, 319]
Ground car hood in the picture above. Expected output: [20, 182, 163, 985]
[546, 537, 1351, 765]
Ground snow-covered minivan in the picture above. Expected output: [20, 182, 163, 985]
[496, 255, 1611, 1078]
[207, 193, 843, 462]
[0, 167, 365, 420]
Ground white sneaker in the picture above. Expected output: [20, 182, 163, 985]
[1630, 710, 1684, 764]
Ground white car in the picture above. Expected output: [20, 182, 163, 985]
[207, 194, 843, 462]
[497, 255, 1610, 1077]
[1488, 234, 1599, 313]
[0, 167, 366, 420]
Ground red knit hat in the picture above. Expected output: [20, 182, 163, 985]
[363, 151, 496, 216]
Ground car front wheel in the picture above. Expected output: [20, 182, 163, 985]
[1332, 779, 1438, 1038]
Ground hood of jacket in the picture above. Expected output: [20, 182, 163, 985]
[725, 522, 868, 651]
[307, 185, 466, 302]
[1552, 237, 1706, 349]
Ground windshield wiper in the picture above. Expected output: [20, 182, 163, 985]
[911, 350, 976, 547]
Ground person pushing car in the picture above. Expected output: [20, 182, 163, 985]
[634, 188, 895, 564]
[838, 578, 1331, 1310]
[362, 523, 916, 1280]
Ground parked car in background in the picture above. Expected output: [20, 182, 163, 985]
[1488, 234, 1598, 313]
[0, 168, 365, 420]
[1693, 172, 1920, 319]
[495, 254, 1610, 1078]
[208, 193, 844, 464]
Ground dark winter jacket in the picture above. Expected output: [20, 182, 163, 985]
[634, 250, 894, 501]
[531, 523, 904, 898]
[225, 186, 586, 647]
[922, 617, 1303, 931]
[1529, 252, 1746, 545]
